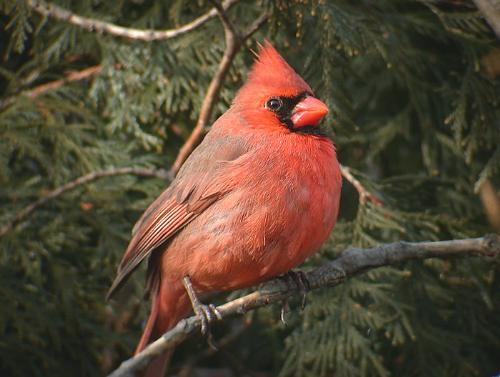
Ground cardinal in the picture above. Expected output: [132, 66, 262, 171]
[107, 41, 341, 375]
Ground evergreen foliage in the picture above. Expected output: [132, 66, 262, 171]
[1, 1, 499, 376]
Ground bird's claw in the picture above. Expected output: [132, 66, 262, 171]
[198, 303, 222, 335]
[182, 276, 221, 349]
[197, 303, 221, 350]
[280, 299, 290, 325]
[280, 270, 311, 310]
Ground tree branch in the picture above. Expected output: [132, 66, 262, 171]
[107, 234, 500, 377]
[170, 6, 269, 174]
[25, 64, 103, 98]
[0, 64, 105, 110]
[340, 165, 383, 206]
[242, 12, 271, 40]
[0, 167, 172, 239]
[472, 0, 500, 39]
[209, 0, 240, 41]
[27, 0, 240, 41]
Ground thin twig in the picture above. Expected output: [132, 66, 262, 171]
[27, 0, 240, 41]
[170, 7, 269, 174]
[107, 234, 500, 377]
[0, 167, 172, 239]
[25, 65, 103, 98]
[340, 165, 383, 206]
[243, 12, 271, 40]
[0, 64, 104, 110]
[209, 0, 240, 40]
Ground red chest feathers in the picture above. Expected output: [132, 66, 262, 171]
[166, 132, 342, 291]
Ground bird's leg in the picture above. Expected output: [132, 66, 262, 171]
[182, 276, 222, 349]
[279, 270, 311, 310]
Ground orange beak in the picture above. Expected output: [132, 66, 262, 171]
[290, 96, 329, 128]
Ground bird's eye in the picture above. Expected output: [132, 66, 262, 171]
[266, 98, 282, 112]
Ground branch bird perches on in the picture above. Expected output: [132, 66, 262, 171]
[107, 234, 500, 377]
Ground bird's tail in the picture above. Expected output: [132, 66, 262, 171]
[136, 279, 191, 377]
[134, 293, 160, 355]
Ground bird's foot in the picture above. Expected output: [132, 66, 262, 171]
[182, 276, 222, 349]
[280, 270, 311, 310]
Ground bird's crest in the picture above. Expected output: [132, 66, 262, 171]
[235, 40, 312, 103]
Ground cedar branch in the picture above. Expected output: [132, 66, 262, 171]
[0, 167, 172, 239]
[107, 234, 500, 377]
[27, 0, 240, 41]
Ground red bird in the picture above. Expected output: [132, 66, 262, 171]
[108, 41, 341, 374]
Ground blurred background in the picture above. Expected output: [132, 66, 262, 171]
[1, 0, 499, 376]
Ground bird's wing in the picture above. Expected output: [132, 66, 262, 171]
[106, 130, 248, 299]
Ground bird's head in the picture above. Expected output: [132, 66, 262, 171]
[233, 41, 329, 134]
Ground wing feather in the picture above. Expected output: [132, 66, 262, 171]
[107, 128, 249, 300]
[107, 200, 195, 299]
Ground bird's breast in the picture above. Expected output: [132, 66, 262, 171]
[163, 133, 341, 291]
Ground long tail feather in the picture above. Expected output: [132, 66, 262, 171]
[136, 279, 191, 377]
